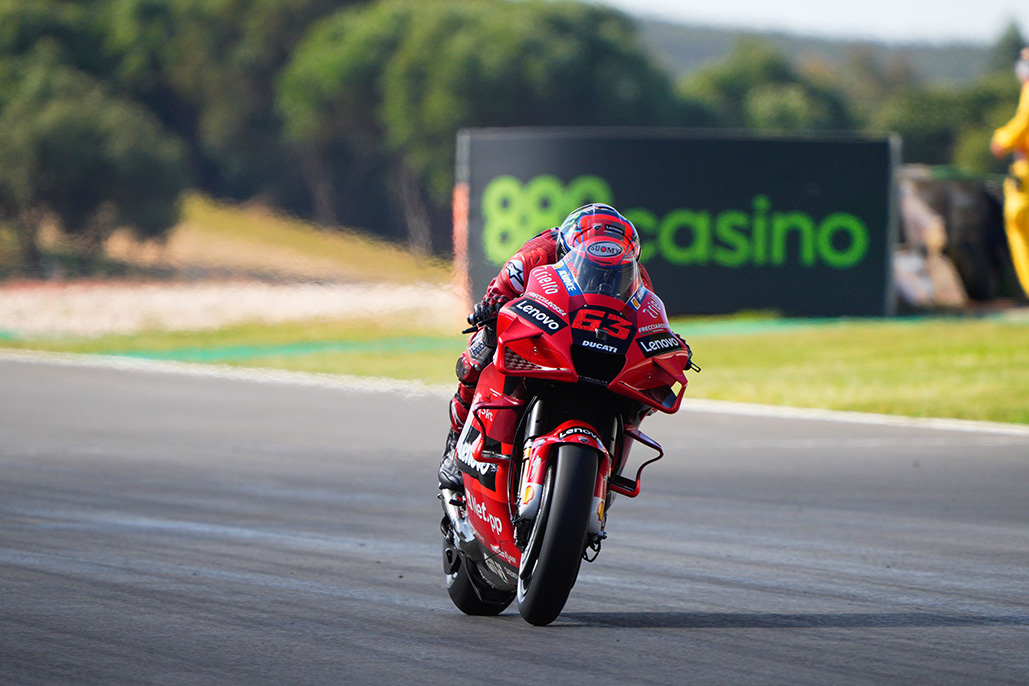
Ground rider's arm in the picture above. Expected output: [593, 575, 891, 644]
[482, 229, 560, 303]
[993, 83, 1029, 155]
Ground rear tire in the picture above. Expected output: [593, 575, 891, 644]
[443, 537, 514, 616]
[516, 445, 598, 626]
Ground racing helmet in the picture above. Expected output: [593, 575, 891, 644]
[556, 204, 641, 261]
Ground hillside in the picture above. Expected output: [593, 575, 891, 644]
[102, 195, 451, 285]
[639, 19, 990, 84]
[0, 195, 461, 339]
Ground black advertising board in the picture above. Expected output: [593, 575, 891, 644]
[454, 128, 899, 317]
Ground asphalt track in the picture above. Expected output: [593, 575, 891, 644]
[2, 353, 1028, 685]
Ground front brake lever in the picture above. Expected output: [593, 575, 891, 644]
[461, 315, 497, 335]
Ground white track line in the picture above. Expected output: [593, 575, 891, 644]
[2, 349, 1028, 436]
[677, 398, 1029, 436]
[0, 349, 451, 399]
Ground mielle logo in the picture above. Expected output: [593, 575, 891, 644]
[480, 175, 870, 269]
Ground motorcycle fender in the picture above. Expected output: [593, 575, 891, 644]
[517, 420, 611, 536]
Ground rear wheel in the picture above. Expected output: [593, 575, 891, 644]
[442, 530, 514, 616]
[516, 445, 598, 626]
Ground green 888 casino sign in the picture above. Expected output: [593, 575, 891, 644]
[458, 128, 897, 317]
[481, 175, 614, 265]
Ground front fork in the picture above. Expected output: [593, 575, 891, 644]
[512, 403, 666, 557]
[516, 418, 611, 540]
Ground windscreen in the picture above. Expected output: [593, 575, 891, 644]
[559, 246, 641, 301]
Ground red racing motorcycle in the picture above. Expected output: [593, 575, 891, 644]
[440, 241, 697, 626]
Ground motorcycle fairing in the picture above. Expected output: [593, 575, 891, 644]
[517, 419, 612, 537]
[456, 364, 525, 576]
[497, 264, 691, 413]
[454, 425, 499, 491]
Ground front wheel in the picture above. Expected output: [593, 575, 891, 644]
[516, 445, 599, 626]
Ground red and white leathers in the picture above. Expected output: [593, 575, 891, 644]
[449, 228, 655, 433]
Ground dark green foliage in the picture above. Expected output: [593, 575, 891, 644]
[679, 39, 852, 132]
[99, 0, 365, 205]
[950, 74, 1023, 175]
[868, 86, 962, 164]
[867, 71, 1020, 171]
[0, 50, 187, 270]
[674, 25, 1024, 176]
[278, 0, 687, 250]
[379, 1, 682, 199]
[984, 21, 1026, 75]
[1, 0, 1027, 267]
[0, 0, 109, 75]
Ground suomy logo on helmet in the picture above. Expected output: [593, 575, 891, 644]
[480, 175, 870, 270]
[585, 240, 623, 258]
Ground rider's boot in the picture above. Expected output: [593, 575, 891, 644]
[439, 377, 474, 493]
[438, 428, 463, 492]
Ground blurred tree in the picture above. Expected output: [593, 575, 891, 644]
[822, 46, 921, 126]
[744, 83, 835, 132]
[0, 50, 187, 274]
[867, 70, 1018, 173]
[678, 39, 850, 131]
[100, 0, 198, 155]
[984, 21, 1026, 75]
[867, 86, 961, 164]
[100, 0, 365, 209]
[279, 0, 686, 253]
[0, 0, 109, 75]
[678, 39, 791, 128]
[276, 1, 412, 229]
[950, 74, 1021, 175]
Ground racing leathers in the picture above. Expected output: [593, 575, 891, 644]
[447, 227, 655, 436]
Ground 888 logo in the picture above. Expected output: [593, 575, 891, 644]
[480, 175, 613, 265]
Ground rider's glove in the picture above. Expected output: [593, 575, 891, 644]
[677, 335, 691, 360]
[674, 333, 700, 372]
[467, 294, 509, 327]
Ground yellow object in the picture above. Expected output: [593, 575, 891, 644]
[1003, 172, 1029, 295]
[992, 82, 1029, 297]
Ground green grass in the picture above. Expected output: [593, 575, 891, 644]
[4, 314, 1027, 424]
[3, 194, 1026, 424]
[179, 195, 451, 284]
[1, 318, 467, 385]
[674, 315, 1029, 424]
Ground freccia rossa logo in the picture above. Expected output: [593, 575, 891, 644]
[480, 175, 870, 269]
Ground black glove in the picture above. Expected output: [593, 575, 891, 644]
[678, 336, 692, 360]
[467, 294, 508, 327]
[675, 334, 700, 372]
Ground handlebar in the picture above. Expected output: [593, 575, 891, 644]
[462, 313, 497, 335]
[462, 319, 496, 335]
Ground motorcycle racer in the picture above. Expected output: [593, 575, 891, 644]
[439, 203, 658, 491]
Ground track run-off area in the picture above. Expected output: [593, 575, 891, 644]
[2, 351, 1028, 685]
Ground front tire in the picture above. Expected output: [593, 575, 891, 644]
[516, 445, 599, 626]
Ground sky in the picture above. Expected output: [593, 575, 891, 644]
[590, 0, 1029, 44]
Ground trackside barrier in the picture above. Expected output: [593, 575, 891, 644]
[454, 128, 899, 317]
